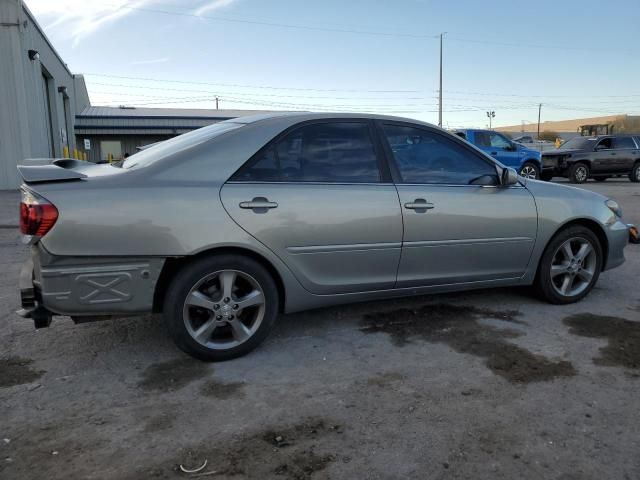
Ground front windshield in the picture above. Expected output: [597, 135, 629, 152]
[122, 121, 243, 169]
[558, 136, 597, 150]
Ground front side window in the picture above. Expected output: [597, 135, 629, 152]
[489, 132, 512, 149]
[596, 138, 613, 150]
[382, 124, 497, 185]
[233, 122, 381, 183]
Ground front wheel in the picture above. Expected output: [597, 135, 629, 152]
[519, 162, 540, 180]
[536, 226, 602, 305]
[630, 162, 640, 182]
[569, 163, 589, 184]
[163, 255, 279, 361]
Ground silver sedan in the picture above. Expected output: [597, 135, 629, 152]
[17, 113, 629, 360]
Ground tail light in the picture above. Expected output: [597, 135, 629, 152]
[20, 188, 58, 240]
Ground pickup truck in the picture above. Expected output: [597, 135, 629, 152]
[542, 135, 640, 183]
[454, 129, 543, 180]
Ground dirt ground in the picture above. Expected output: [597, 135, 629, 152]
[1, 180, 639, 480]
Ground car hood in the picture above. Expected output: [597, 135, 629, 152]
[524, 177, 607, 202]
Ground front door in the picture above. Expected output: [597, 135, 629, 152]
[379, 122, 538, 287]
[221, 120, 403, 295]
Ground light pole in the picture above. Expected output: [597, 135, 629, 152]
[438, 33, 446, 127]
[486, 111, 495, 129]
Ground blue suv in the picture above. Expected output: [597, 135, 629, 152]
[454, 129, 543, 180]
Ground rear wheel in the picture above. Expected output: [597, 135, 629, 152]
[536, 226, 602, 304]
[163, 255, 279, 361]
[519, 162, 540, 180]
[569, 163, 589, 184]
[630, 162, 640, 182]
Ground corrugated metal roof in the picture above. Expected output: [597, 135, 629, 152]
[78, 106, 276, 119]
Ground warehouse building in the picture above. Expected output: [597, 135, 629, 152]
[0, 0, 90, 189]
[74, 106, 269, 163]
[0, 0, 270, 189]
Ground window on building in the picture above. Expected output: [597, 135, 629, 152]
[232, 122, 381, 183]
[101, 140, 122, 162]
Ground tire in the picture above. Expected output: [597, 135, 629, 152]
[163, 255, 279, 361]
[540, 171, 554, 182]
[536, 226, 602, 305]
[594, 176, 609, 182]
[630, 162, 640, 182]
[568, 163, 589, 184]
[519, 162, 540, 180]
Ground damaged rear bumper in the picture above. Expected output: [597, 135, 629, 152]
[17, 244, 165, 328]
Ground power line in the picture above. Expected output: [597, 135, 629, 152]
[97, 2, 634, 53]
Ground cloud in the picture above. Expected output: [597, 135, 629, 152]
[129, 57, 170, 65]
[26, 0, 239, 47]
[193, 0, 239, 17]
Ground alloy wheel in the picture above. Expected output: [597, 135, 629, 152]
[550, 237, 597, 297]
[574, 165, 588, 183]
[520, 165, 538, 179]
[182, 270, 265, 350]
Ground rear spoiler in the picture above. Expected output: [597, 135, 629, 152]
[17, 158, 93, 184]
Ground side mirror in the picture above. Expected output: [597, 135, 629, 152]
[501, 167, 519, 186]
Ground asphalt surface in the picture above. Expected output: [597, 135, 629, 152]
[1, 180, 639, 480]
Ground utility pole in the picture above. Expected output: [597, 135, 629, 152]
[438, 33, 445, 127]
[215, 96, 219, 110]
[537, 103, 542, 139]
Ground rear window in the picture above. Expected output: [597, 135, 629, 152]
[122, 121, 243, 169]
[614, 137, 636, 149]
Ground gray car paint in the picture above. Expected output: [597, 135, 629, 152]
[19, 113, 628, 318]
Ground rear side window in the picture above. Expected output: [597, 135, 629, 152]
[382, 124, 497, 185]
[232, 122, 381, 183]
[614, 137, 636, 149]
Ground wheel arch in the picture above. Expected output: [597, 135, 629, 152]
[535, 218, 609, 281]
[153, 246, 286, 314]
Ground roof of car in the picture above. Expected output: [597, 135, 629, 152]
[228, 111, 436, 127]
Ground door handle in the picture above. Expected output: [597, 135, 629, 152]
[404, 199, 434, 212]
[239, 197, 278, 213]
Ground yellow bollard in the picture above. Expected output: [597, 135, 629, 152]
[63, 145, 69, 158]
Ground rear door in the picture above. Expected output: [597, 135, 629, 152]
[612, 136, 638, 172]
[221, 120, 403, 295]
[379, 122, 537, 287]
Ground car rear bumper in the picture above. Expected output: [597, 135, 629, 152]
[17, 243, 165, 326]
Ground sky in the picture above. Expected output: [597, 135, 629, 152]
[26, 0, 640, 129]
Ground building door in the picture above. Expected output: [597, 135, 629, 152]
[41, 72, 55, 157]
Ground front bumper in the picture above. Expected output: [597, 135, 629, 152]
[603, 220, 629, 271]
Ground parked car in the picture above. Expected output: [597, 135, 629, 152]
[17, 113, 628, 360]
[542, 135, 640, 183]
[513, 135, 534, 144]
[454, 129, 543, 179]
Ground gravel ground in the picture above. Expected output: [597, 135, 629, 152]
[1, 180, 639, 480]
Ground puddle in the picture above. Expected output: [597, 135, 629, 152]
[361, 303, 575, 384]
[564, 313, 640, 369]
[200, 380, 246, 399]
[0, 357, 44, 388]
[138, 358, 210, 392]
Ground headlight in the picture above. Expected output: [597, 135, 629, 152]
[605, 199, 622, 218]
